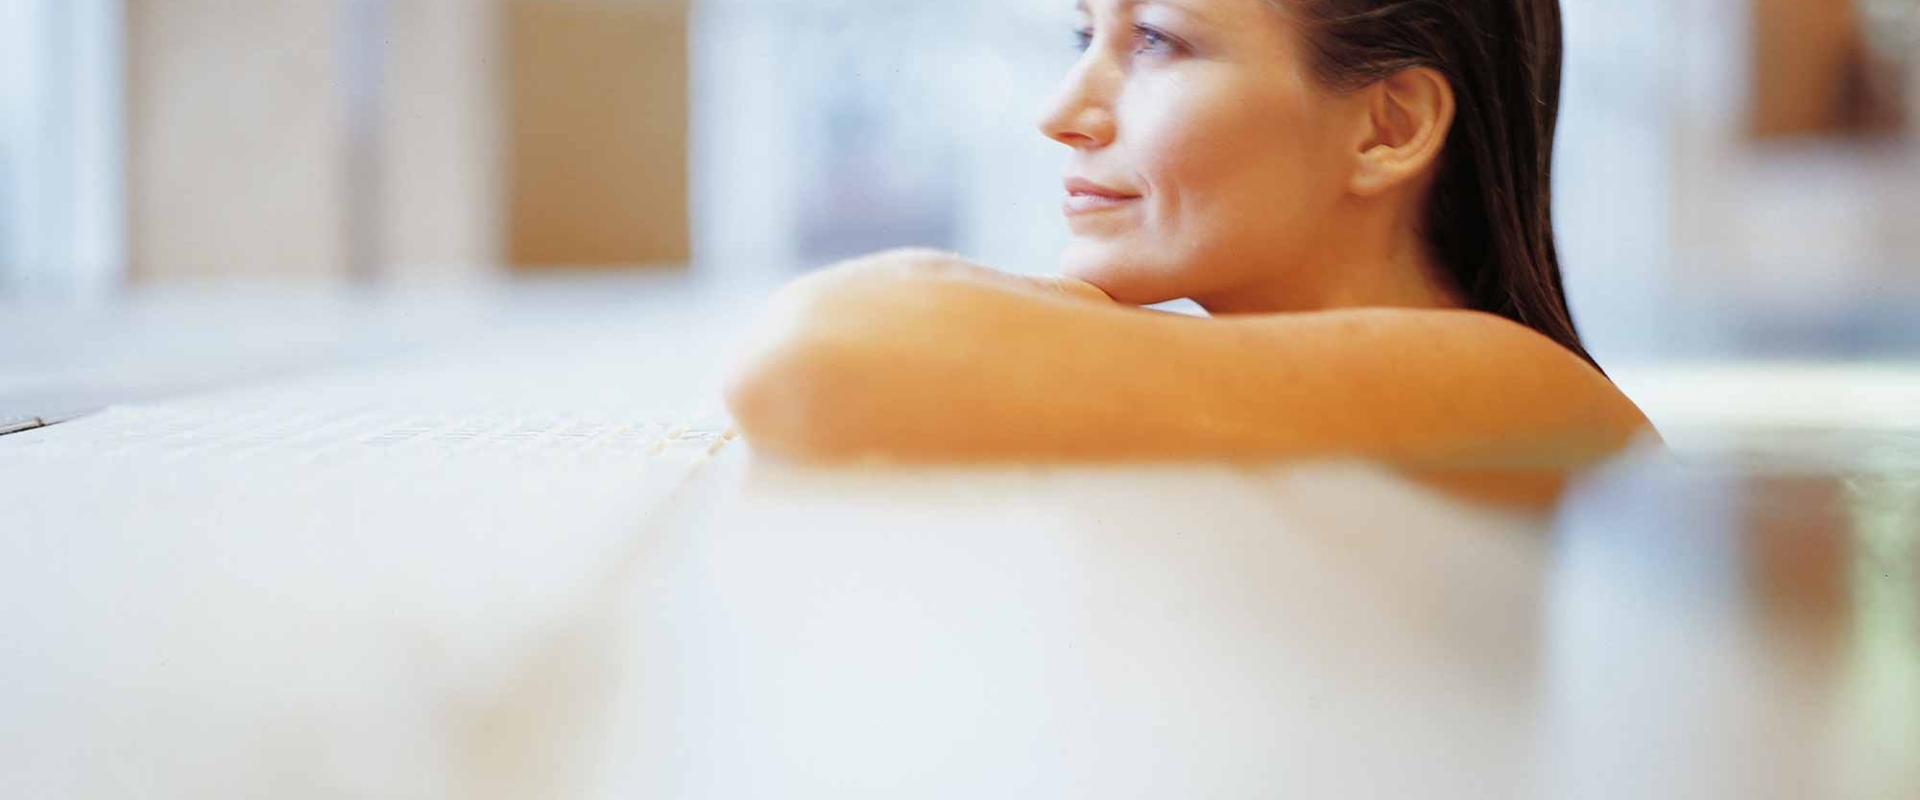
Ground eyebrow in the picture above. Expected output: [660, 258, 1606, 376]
[1074, 0, 1219, 26]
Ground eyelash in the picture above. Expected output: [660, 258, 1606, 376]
[1073, 24, 1183, 56]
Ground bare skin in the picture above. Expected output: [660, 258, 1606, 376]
[725, 249, 1652, 474]
[723, 0, 1657, 481]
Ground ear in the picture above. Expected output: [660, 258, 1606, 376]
[1348, 67, 1455, 197]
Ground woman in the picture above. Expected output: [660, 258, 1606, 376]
[725, 0, 1655, 470]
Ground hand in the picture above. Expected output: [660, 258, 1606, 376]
[1036, 275, 1115, 304]
[802, 248, 1115, 305]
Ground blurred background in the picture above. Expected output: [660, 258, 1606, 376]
[0, 0, 1916, 366]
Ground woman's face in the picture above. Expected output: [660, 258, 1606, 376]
[1041, 0, 1361, 306]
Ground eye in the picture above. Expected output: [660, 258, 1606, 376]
[1073, 28, 1094, 52]
[1132, 24, 1182, 55]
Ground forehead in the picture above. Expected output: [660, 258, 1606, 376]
[1074, 0, 1281, 28]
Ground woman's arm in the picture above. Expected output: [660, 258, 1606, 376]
[724, 250, 1654, 468]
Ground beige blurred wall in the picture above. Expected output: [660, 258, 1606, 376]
[504, 0, 689, 269]
[126, 0, 349, 282]
[383, 0, 507, 280]
[1670, 0, 1920, 301]
[124, 0, 688, 283]
[1750, 0, 1906, 137]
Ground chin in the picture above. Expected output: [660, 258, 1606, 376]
[1060, 240, 1186, 307]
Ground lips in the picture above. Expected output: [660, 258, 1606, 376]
[1062, 177, 1142, 216]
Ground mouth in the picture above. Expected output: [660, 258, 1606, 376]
[1062, 178, 1142, 216]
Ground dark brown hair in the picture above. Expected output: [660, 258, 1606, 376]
[1290, 0, 1599, 372]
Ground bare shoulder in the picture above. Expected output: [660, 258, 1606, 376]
[1237, 306, 1659, 452]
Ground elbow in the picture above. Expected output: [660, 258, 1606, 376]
[723, 327, 843, 463]
[723, 255, 962, 462]
[721, 350, 785, 457]
[721, 285, 876, 463]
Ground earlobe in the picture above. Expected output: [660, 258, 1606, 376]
[1349, 143, 1399, 196]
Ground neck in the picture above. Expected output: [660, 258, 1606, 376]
[1192, 203, 1462, 317]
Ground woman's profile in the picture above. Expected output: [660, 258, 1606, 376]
[724, 0, 1657, 470]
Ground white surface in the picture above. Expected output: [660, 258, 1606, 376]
[3, 281, 1917, 798]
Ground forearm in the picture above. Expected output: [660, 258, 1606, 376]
[726, 259, 1121, 461]
[724, 255, 1650, 467]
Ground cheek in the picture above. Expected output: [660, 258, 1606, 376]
[1131, 79, 1328, 255]
[1127, 89, 1233, 217]
[1062, 69, 1344, 302]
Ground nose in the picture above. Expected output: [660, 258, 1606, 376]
[1037, 53, 1119, 150]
